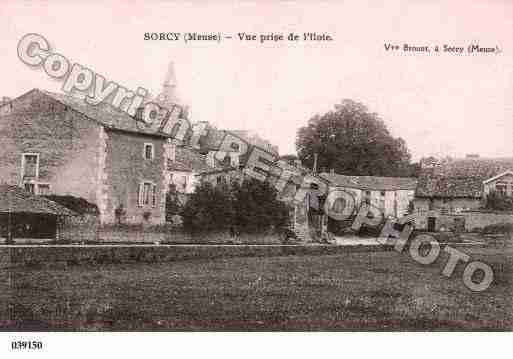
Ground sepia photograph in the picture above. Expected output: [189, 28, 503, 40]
[0, 0, 511, 356]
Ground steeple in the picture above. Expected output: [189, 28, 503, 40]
[156, 61, 180, 109]
[163, 61, 177, 92]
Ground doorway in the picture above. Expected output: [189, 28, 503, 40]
[427, 217, 436, 232]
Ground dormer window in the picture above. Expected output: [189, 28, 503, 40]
[143, 143, 154, 160]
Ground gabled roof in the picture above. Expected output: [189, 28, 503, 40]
[0, 185, 77, 216]
[416, 158, 513, 198]
[40, 90, 170, 138]
[483, 170, 513, 184]
[415, 176, 483, 198]
[167, 161, 193, 172]
[319, 173, 417, 191]
[167, 146, 219, 174]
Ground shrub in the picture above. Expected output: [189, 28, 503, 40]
[165, 185, 182, 222]
[181, 181, 233, 234]
[485, 191, 513, 211]
[181, 178, 290, 235]
[43, 195, 99, 215]
[482, 223, 513, 235]
[231, 178, 290, 234]
[114, 204, 126, 224]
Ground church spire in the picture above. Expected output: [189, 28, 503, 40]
[156, 61, 180, 109]
[163, 61, 177, 90]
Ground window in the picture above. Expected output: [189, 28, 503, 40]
[364, 190, 372, 205]
[380, 191, 386, 197]
[496, 182, 507, 196]
[138, 182, 157, 207]
[182, 175, 188, 191]
[23, 182, 50, 195]
[24, 182, 35, 194]
[22, 153, 39, 179]
[38, 184, 50, 195]
[143, 143, 154, 160]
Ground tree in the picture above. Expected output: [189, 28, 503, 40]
[181, 182, 233, 233]
[296, 99, 412, 176]
[165, 184, 183, 222]
[231, 178, 290, 234]
[181, 179, 290, 235]
[485, 191, 513, 211]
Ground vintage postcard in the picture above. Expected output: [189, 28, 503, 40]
[0, 0, 511, 356]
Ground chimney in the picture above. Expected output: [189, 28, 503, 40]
[313, 153, 318, 174]
[330, 168, 335, 174]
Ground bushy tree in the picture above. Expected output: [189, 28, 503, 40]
[296, 99, 412, 176]
[181, 182, 233, 233]
[485, 191, 513, 211]
[231, 178, 290, 234]
[181, 178, 290, 234]
[165, 184, 182, 222]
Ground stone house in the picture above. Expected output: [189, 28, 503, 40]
[414, 156, 513, 231]
[167, 145, 218, 195]
[0, 89, 174, 225]
[319, 172, 417, 218]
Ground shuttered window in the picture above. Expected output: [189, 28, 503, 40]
[138, 182, 157, 207]
[22, 153, 39, 179]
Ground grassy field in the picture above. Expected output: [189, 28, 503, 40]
[0, 243, 511, 331]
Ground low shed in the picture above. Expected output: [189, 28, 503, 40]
[0, 184, 76, 243]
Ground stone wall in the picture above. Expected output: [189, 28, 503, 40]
[414, 197, 482, 230]
[102, 129, 167, 225]
[59, 214, 100, 242]
[0, 243, 393, 269]
[463, 211, 513, 231]
[413, 197, 513, 232]
[0, 89, 101, 204]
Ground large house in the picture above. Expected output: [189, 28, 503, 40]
[0, 89, 174, 225]
[319, 172, 417, 218]
[414, 156, 513, 231]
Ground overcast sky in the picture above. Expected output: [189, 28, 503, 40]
[1, 0, 512, 160]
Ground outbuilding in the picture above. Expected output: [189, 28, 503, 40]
[0, 184, 76, 243]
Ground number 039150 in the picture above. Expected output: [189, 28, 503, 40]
[11, 341, 43, 350]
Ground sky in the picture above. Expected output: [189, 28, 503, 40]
[1, 0, 512, 160]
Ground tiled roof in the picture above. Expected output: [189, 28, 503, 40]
[416, 158, 513, 198]
[0, 185, 77, 216]
[320, 173, 417, 191]
[227, 130, 279, 155]
[41, 90, 170, 138]
[167, 161, 193, 172]
[167, 146, 219, 174]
